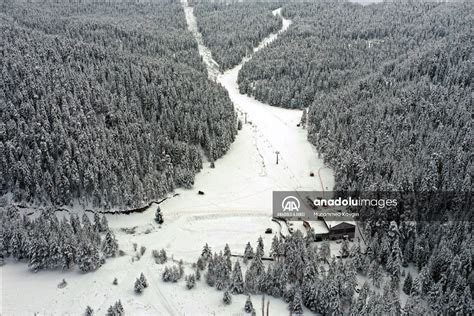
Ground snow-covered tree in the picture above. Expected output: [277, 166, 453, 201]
[403, 272, 413, 294]
[244, 295, 254, 313]
[155, 206, 164, 224]
[106, 300, 124, 316]
[134, 278, 144, 293]
[100, 215, 109, 232]
[139, 272, 148, 288]
[77, 241, 101, 273]
[289, 289, 303, 314]
[368, 260, 382, 288]
[201, 243, 212, 261]
[244, 267, 257, 294]
[102, 230, 118, 258]
[257, 236, 264, 254]
[223, 290, 232, 305]
[186, 274, 196, 289]
[340, 239, 350, 257]
[270, 235, 280, 259]
[85, 305, 93, 316]
[243, 242, 254, 263]
[230, 261, 244, 294]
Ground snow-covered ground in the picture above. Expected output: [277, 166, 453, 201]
[1, 6, 335, 316]
[184, 5, 220, 81]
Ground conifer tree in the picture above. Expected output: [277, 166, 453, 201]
[270, 235, 280, 259]
[257, 236, 264, 254]
[223, 290, 232, 305]
[139, 272, 148, 288]
[244, 295, 253, 313]
[202, 243, 212, 261]
[85, 305, 93, 316]
[134, 278, 144, 293]
[155, 207, 164, 224]
[289, 289, 303, 314]
[243, 242, 254, 264]
[186, 274, 196, 289]
[102, 230, 119, 258]
[230, 261, 244, 294]
[403, 272, 413, 294]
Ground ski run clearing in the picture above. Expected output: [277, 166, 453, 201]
[1, 6, 337, 316]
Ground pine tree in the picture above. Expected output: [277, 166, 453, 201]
[290, 289, 303, 314]
[244, 295, 253, 313]
[245, 267, 257, 294]
[186, 274, 196, 289]
[100, 215, 109, 232]
[77, 241, 101, 272]
[243, 242, 254, 263]
[82, 213, 92, 232]
[85, 305, 93, 316]
[156, 249, 167, 264]
[197, 257, 205, 270]
[353, 281, 370, 313]
[224, 243, 231, 257]
[403, 272, 413, 294]
[387, 239, 402, 287]
[155, 206, 164, 224]
[368, 260, 382, 288]
[460, 285, 473, 315]
[270, 235, 280, 259]
[102, 230, 119, 257]
[383, 283, 401, 315]
[250, 247, 264, 276]
[300, 108, 307, 127]
[257, 236, 264, 254]
[223, 290, 232, 305]
[206, 255, 216, 287]
[139, 272, 148, 288]
[93, 212, 101, 232]
[115, 300, 124, 315]
[106, 305, 116, 316]
[201, 243, 212, 261]
[113, 277, 118, 285]
[230, 261, 244, 294]
[215, 254, 230, 290]
[134, 278, 144, 293]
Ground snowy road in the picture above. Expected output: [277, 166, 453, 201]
[1, 6, 335, 316]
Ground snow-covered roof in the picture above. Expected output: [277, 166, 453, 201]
[324, 220, 356, 229]
[304, 220, 329, 234]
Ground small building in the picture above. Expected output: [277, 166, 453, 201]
[324, 220, 356, 240]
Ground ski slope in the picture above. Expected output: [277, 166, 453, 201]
[1, 6, 334, 316]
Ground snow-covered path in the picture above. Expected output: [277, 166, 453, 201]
[161, 6, 334, 216]
[1, 7, 335, 316]
[184, 5, 220, 80]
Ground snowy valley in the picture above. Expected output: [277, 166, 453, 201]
[1, 1, 472, 316]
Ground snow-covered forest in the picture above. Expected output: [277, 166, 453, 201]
[1, 205, 118, 272]
[194, 2, 282, 71]
[236, 1, 473, 314]
[1, 0, 237, 209]
[1, 0, 472, 315]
